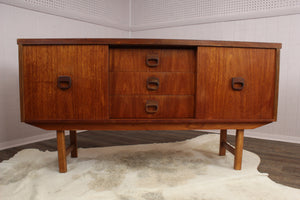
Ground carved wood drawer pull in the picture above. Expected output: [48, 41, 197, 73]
[146, 54, 159, 67]
[57, 76, 72, 90]
[146, 77, 160, 91]
[232, 77, 245, 91]
[145, 100, 159, 114]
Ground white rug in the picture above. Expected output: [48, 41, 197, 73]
[0, 134, 299, 200]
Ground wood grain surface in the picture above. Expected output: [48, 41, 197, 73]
[110, 72, 195, 95]
[110, 48, 196, 72]
[21, 45, 109, 121]
[196, 47, 276, 120]
[110, 95, 194, 118]
[17, 38, 282, 49]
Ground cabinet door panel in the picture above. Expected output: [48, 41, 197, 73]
[196, 47, 276, 120]
[22, 45, 108, 121]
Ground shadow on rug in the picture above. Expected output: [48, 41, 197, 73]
[1, 134, 299, 200]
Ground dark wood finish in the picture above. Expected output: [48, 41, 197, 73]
[234, 129, 244, 170]
[18, 38, 281, 172]
[223, 141, 235, 155]
[70, 130, 78, 157]
[18, 45, 25, 121]
[196, 47, 276, 120]
[56, 130, 79, 172]
[21, 45, 109, 121]
[65, 144, 75, 156]
[219, 129, 227, 156]
[110, 72, 195, 95]
[56, 130, 67, 173]
[219, 129, 245, 169]
[17, 38, 282, 49]
[27, 122, 268, 130]
[110, 95, 194, 118]
[274, 48, 281, 121]
[25, 118, 274, 124]
[110, 48, 196, 72]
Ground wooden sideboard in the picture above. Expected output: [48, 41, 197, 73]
[17, 39, 281, 173]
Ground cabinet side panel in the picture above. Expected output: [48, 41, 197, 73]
[273, 48, 280, 121]
[196, 47, 276, 120]
[18, 45, 25, 121]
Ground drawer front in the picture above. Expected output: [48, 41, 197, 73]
[110, 48, 196, 72]
[110, 72, 195, 95]
[110, 96, 194, 118]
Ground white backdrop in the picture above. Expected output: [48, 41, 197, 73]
[1, 1, 300, 150]
[0, 3, 128, 149]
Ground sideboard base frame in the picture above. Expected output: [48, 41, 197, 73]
[29, 122, 269, 130]
[55, 128, 246, 173]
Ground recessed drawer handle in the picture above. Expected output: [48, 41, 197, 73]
[57, 76, 72, 90]
[232, 77, 245, 91]
[147, 77, 160, 91]
[146, 55, 159, 67]
[145, 100, 159, 114]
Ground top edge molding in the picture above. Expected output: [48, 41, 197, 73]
[17, 38, 282, 49]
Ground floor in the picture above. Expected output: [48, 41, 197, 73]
[0, 130, 299, 189]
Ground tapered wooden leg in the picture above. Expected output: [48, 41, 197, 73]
[56, 130, 67, 173]
[234, 129, 244, 170]
[70, 130, 78, 158]
[219, 129, 227, 156]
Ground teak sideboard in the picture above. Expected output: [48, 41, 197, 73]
[17, 39, 281, 173]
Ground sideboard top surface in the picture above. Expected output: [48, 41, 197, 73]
[17, 38, 282, 49]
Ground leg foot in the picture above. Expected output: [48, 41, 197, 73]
[234, 129, 244, 170]
[219, 129, 227, 156]
[70, 130, 78, 158]
[56, 130, 67, 173]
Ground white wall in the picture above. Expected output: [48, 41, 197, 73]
[0, 0, 130, 30]
[132, 14, 300, 143]
[131, 0, 300, 31]
[0, 3, 129, 150]
[1, 1, 300, 150]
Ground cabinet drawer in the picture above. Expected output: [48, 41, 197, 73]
[110, 48, 196, 72]
[110, 95, 194, 118]
[110, 72, 195, 95]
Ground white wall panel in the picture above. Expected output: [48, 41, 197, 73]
[1, 0, 300, 149]
[132, 14, 300, 143]
[0, 3, 128, 150]
[0, 0, 130, 30]
[131, 0, 300, 31]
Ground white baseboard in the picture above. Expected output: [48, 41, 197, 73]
[0, 131, 56, 150]
[0, 130, 86, 151]
[242, 131, 300, 144]
[200, 130, 300, 144]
